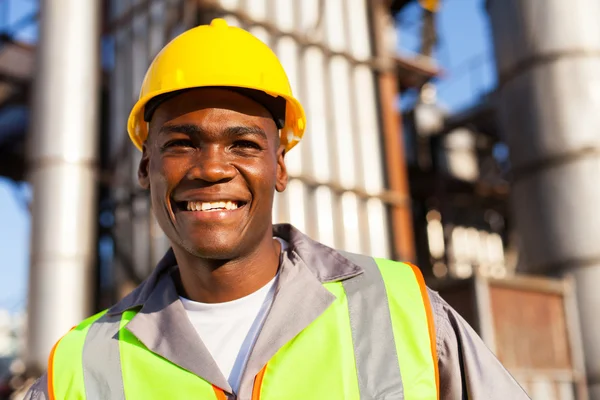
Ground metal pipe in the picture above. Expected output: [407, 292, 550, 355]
[26, 0, 101, 371]
[487, 0, 600, 397]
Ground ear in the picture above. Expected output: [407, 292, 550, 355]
[275, 145, 288, 193]
[138, 143, 151, 189]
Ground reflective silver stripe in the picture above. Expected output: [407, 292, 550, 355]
[82, 313, 126, 400]
[341, 251, 404, 400]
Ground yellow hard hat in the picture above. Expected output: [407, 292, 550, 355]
[127, 18, 306, 152]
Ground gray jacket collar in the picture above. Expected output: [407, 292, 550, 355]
[107, 223, 362, 316]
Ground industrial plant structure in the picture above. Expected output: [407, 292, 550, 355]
[0, 0, 599, 398]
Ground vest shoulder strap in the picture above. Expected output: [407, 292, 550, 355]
[339, 251, 440, 400]
[47, 310, 115, 400]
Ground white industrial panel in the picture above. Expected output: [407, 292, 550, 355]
[347, 0, 371, 60]
[218, 0, 240, 11]
[276, 37, 300, 111]
[330, 56, 356, 188]
[315, 186, 336, 248]
[304, 47, 331, 182]
[299, 0, 321, 36]
[245, 0, 268, 21]
[357, 199, 372, 256]
[325, 0, 347, 52]
[465, 227, 480, 266]
[286, 179, 307, 233]
[355, 65, 385, 193]
[273, 190, 289, 224]
[274, 0, 295, 31]
[224, 15, 242, 27]
[341, 192, 362, 253]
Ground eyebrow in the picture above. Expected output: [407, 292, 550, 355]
[159, 123, 268, 141]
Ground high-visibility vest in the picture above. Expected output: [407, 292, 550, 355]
[47, 256, 439, 399]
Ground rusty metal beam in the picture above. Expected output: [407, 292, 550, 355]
[370, 0, 416, 262]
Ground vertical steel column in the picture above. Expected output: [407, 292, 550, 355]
[26, 0, 100, 370]
[487, 0, 600, 397]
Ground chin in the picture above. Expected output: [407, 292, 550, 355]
[180, 232, 243, 260]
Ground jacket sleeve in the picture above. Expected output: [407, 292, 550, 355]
[427, 289, 532, 400]
[23, 374, 49, 400]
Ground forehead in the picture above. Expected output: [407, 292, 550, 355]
[149, 88, 276, 131]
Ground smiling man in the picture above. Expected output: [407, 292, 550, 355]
[26, 19, 530, 400]
[142, 88, 288, 306]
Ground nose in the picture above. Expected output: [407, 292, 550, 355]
[186, 145, 236, 183]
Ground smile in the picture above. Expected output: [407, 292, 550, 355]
[172, 198, 248, 217]
[186, 200, 241, 212]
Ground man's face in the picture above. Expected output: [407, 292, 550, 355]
[138, 88, 288, 259]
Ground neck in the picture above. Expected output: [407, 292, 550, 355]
[172, 233, 281, 303]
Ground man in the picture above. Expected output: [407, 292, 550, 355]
[26, 19, 529, 399]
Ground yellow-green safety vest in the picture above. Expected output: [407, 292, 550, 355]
[47, 255, 439, 399]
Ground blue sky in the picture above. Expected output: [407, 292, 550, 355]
[397, 0, 497, 111]
[0, 0, 495, 314]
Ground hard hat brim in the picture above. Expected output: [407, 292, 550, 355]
[142, 87, 287, 130]
[128, 85, 305, 152]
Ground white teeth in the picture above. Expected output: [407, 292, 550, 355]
[186, 201, 240, 211]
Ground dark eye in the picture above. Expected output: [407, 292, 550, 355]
[233, 140, 261, 150]
[162, 139, 194, 149]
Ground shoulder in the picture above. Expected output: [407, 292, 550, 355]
[425, 287, 531, 398]
[424, 286, 484, 360]
[50, 309, 113, 363]
[61, 310, 110, 339]
[23, 374, 49, 400]
[425, 288, 453, 354]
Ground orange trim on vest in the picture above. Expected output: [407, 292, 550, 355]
[47, 326, 76, 400]
[212, 385, 227, 400]
[407, 263, 440, 399]
[47, 339, 60, 400]
[252, 364, 268, 400]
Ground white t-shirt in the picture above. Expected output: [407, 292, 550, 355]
[179, 238, 287, 393]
